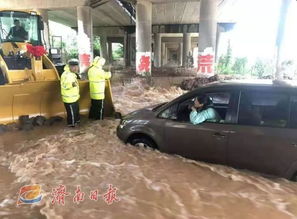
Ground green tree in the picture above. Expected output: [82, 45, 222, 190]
[216, 40, 233, 74]
[232, 57, 248, 75]
[93, 36, 101, 51]
[113, 43, 124, 59]
[250, 59, 274, 79]
[67, 48, 78, 59]
[93, 36, 101, 56]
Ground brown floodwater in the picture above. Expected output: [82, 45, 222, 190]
[1, 79, 297, 219]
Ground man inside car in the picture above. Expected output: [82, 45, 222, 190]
[190, 95, 220, 124]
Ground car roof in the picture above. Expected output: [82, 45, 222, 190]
[155, 80, 297, 114]
[196, 80, 297, 91]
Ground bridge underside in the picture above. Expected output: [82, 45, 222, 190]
[2, 0, 240, 75]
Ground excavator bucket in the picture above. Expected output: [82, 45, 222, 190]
[0, 43, 115, 124]
[0, 9, 115, 124]
[78, 80, 115, 118]
[0, 80, 115, 124]
[103, 80, 116, 117]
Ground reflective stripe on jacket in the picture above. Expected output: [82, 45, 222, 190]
[60, 67, 80, 103]
[88, 66, 111, 100]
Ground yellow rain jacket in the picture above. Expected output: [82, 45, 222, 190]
[88, 57, 111, 100]
[60, 65, 80, 103]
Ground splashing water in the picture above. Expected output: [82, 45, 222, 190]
[0, 79, 297, 219]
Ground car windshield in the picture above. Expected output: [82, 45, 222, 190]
[152, 102, 168, 112]
[0, 11, 41, 45]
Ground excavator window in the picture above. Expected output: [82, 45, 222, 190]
[0, 11, 42, 45]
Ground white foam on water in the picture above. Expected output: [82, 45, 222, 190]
[0, 80, 297, 219]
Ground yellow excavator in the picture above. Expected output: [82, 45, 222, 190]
[0, 9, 115, 124]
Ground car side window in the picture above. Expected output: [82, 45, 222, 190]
[206, 92, 231, 121]
[176, 92, 232, 123]
[238, 91, 289, 128]
[208, 92, 231, 105]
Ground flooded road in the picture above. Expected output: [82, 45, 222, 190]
[1, 79, 297, 219]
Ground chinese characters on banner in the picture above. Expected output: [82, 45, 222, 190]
[79, 53, 91, 70]
[136, 52, 151, 76]
[197, 47, 215, 75]
[51, 184, 120, 206]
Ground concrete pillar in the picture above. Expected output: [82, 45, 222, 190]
[77, 6, 93, 73]
[108, 41, 113, 64]
[99, 35, 109, 64]
[136, 0, 152, 76]
[161, 42, 165, 66]
[164, 45, 168, 65]
[36, 9, 50, 49]
[182, 33, 191, 67]
[197, 0, 217, 75]
[179, 43, 183, 66]
[124, 32, 130, 67]
[215, 25, 224, 62]
[165, 47, 169, 65]
[275, 0, 292, 80]
[154, 33, 162, 68]
[130, 36, 136, 66]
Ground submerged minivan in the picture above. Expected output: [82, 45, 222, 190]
[117, 82, 297, 181]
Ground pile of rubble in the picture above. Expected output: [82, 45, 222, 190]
[0, 115, 64, 133]
[180, 74, 220, 90]
[18, 115, 63, 131]
[152, 67, 198, 77]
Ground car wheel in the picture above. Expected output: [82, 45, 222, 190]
[129, 137, 157, 149]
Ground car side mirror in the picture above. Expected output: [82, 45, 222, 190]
[114, 112, 122, 120]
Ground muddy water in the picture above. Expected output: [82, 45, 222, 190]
[1, 79, 297, 219]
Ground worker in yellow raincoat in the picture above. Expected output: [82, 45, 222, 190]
[88, 56, 111, 120]
[60, 59, 80, 127]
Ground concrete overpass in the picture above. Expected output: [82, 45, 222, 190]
[2, 0, 239, 75]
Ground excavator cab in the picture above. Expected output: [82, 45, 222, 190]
[0, 10, 43, 44]
[0, 11, 43, 84]
[0, 10, 115, 124]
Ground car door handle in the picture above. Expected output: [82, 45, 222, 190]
[223, 130, 236, 134]
[213, 132, 226, 138]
